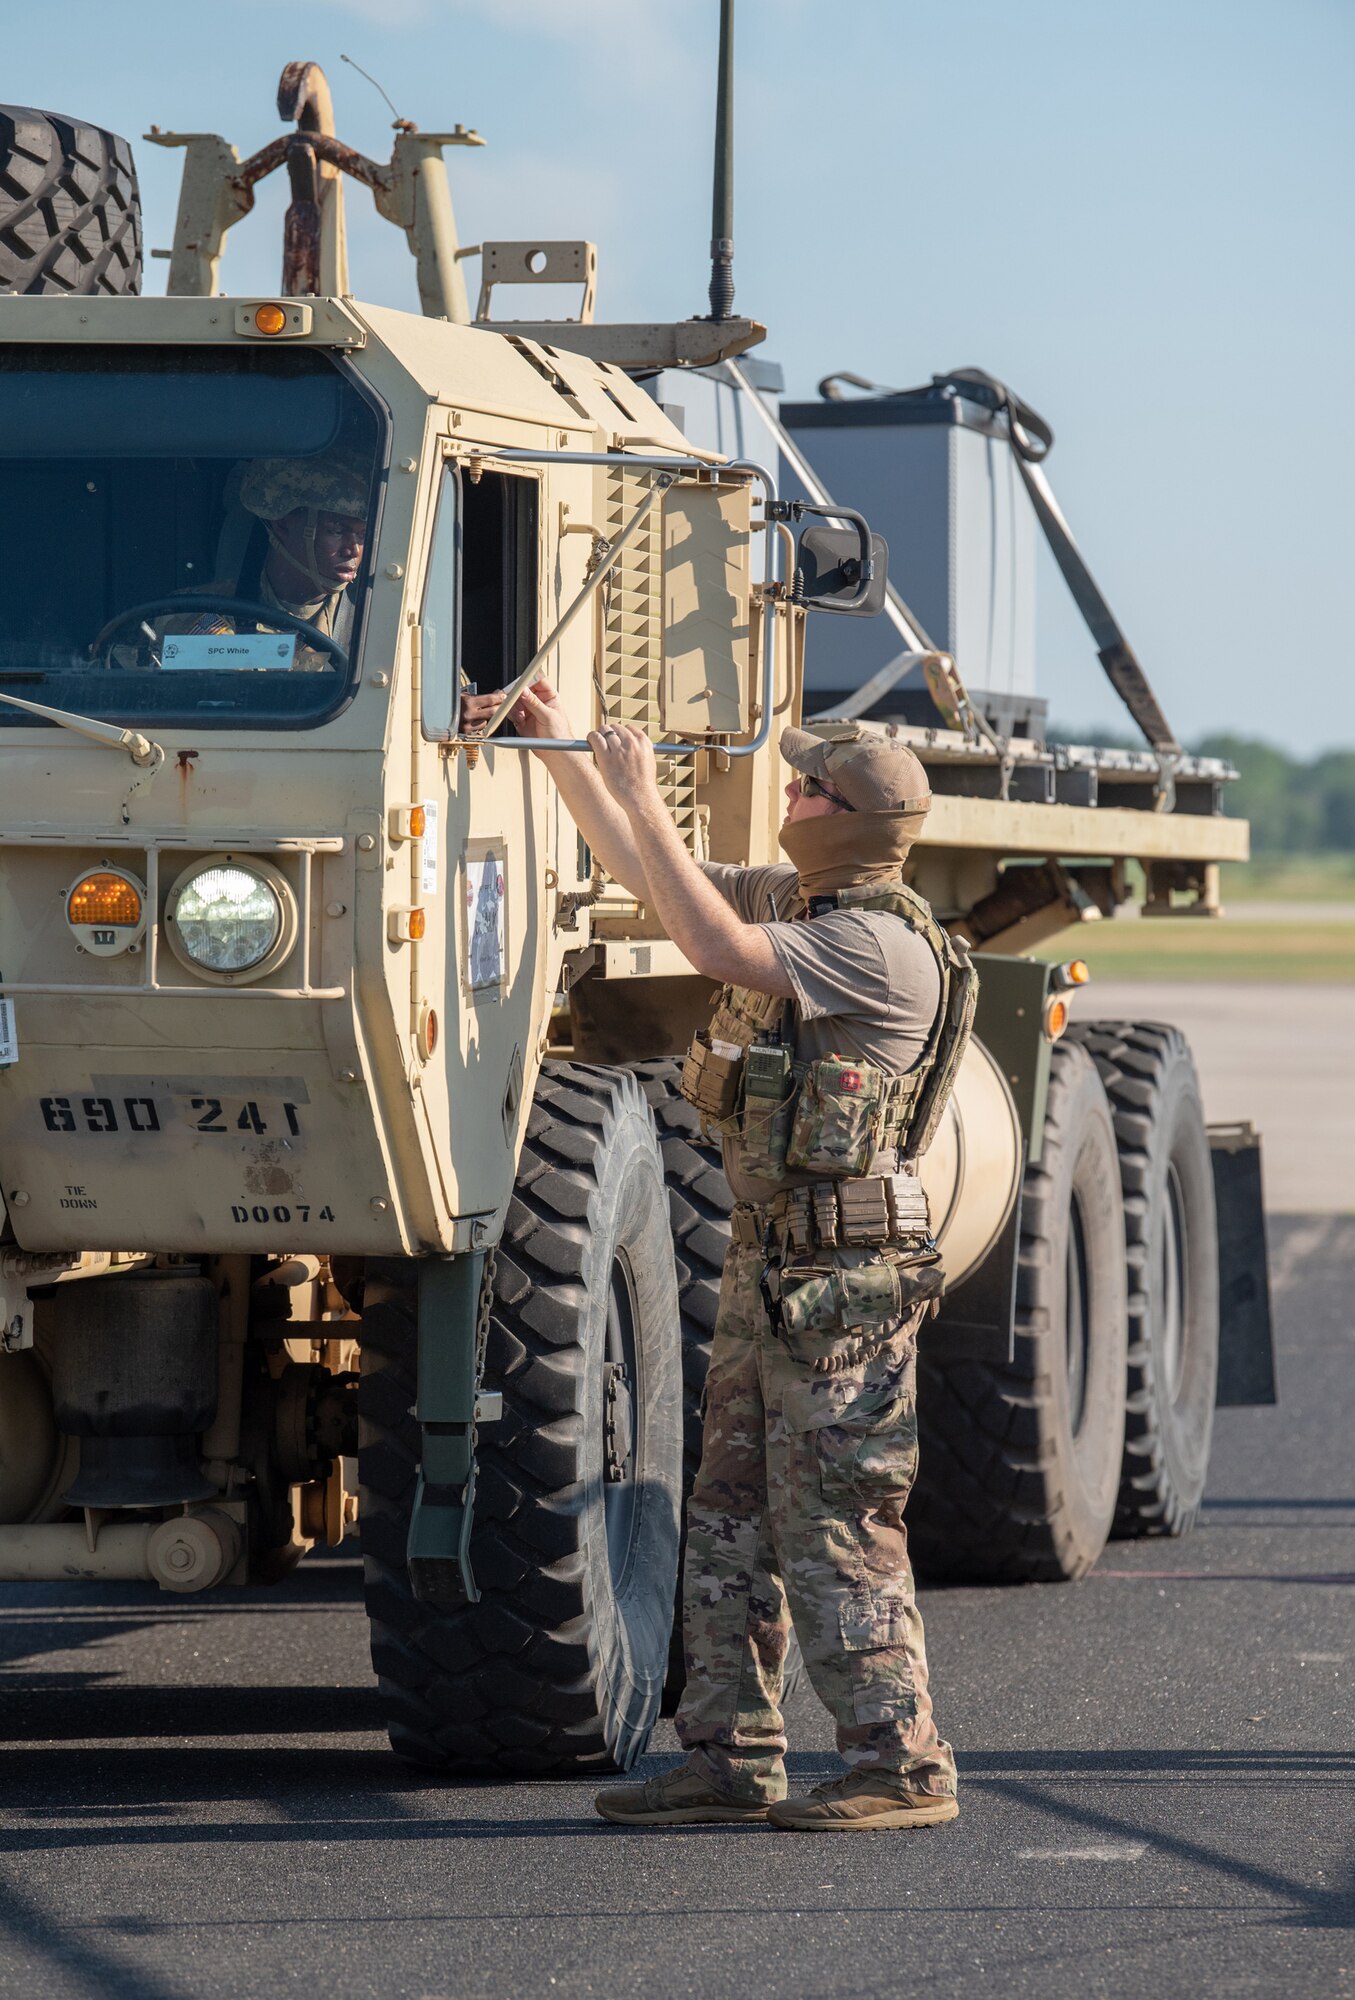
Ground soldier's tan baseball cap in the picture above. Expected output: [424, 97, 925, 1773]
[780, 722, 931, 813]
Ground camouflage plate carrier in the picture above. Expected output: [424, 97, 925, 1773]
[680, 878, 978, 1360]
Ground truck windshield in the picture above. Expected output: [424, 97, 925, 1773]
[0, 345, 385, 732]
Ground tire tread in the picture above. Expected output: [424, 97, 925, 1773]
[0, 106, 141, 295]
[360, 1064, 671, 1775]
[910, 1039, 1125, 1583]
[1069, 1019, 1216, 1538]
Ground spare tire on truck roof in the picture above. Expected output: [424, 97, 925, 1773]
[0, 105, 141, 296]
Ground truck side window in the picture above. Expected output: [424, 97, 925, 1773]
[420, 463, 537, 741]
[420, 462, 460, 742]
[462, 470, 538, 690]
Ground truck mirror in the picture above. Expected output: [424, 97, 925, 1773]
[795, 520, 888, 617]
[767, 499, 888, 616]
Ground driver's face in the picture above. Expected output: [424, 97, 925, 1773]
[273, 507, 366, 587]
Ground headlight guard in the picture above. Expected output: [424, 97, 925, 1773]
[164, 855, 298, 985]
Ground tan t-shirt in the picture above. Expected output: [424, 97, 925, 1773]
[699, 860, 942, 1204]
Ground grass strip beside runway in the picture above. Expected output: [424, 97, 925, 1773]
[1034, 920, 1355, 982]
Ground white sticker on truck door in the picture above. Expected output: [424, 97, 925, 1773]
[465, 848, 505, 991]
[421, 800, 440, 895]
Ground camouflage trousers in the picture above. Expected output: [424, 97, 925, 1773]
[674, 1242, 956, 1806]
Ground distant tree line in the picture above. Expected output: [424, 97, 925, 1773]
[1051, 729, 1355, 854]
[1194, 737, 1355, 855]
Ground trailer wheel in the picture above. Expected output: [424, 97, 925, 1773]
[910, 1039, 1128, 1582]
[1069, 1021, 1219, 1536]
[359, 1064, 683, 1775]
[0, 106, 141, 296]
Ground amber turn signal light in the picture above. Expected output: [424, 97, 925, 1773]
[68, 871, 142, 928]
[253, 302, 288, 336]
[387, 804, 427, 844]
[1050, 957, 1092, 993]
[1042, 994, 1069, 1041]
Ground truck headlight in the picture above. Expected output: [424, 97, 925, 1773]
[165, 858, 296, 982]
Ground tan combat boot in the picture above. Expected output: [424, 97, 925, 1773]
[594, 1765, 771, 1827]
[769, 1771, 959, 1831]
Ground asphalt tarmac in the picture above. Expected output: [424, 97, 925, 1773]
[0, 1207, 1349, 2000]
[1071, 981, 1355, 1213]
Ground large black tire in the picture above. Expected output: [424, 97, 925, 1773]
[1069, 1021, 1219, 1537]
[632, 1060, 734, 1709]
[910, 1039, 1129, 1583]
[0, 106, 141, 296]
[359, 1064, 684, 1775]
[632, 1061, 732, 1502]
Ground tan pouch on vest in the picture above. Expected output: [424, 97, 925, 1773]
[680, 985, 785, 1133]
[680, 1033, 744, 1126]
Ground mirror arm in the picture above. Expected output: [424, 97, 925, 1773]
[767, 498, 874, 610]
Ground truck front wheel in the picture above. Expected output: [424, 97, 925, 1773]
[359, 1064, 684, 1775]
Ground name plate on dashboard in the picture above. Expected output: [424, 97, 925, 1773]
[161, 632, 298, 671]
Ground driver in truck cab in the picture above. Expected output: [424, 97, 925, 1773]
[464, 675, 973, 1835]
[155, 450, 368, 670]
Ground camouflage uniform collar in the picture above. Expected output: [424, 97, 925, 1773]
[261, 567, 344, 633]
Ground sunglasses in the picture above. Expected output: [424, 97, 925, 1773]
[798, 772, 855, 810]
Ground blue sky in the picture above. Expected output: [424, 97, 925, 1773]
[9, 0, 1352, 752]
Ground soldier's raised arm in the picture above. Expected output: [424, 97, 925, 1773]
[461, 677, 652, 903]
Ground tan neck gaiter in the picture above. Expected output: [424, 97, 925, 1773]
[778, 808, 927, 899]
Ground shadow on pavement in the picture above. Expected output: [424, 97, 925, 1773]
[989, 1772, 1355, 1931]
[0, 1876, 193, 2000]
[0, 1682, 386, 1741]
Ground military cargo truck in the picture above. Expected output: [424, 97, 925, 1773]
[0, 54, 1271, 1776]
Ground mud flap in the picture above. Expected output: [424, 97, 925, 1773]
[406, 1252, 485, 1607]
[1209, 1123, 1276, 1407]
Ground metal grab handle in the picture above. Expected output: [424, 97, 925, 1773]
[459, 450, 780, 759]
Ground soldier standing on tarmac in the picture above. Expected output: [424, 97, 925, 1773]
[465, 675, 970, 1833]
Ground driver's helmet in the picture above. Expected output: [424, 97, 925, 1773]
[239, 449, 370, 525]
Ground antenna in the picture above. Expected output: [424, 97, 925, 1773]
[707, 0, 735, 321]
[339, 52, 407, 127]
